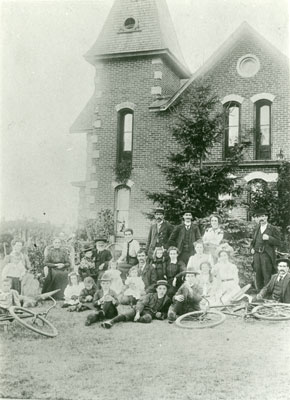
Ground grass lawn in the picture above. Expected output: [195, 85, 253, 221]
[1, 301, 290, 400]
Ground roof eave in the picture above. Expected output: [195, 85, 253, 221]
[84, 48, 191, 78]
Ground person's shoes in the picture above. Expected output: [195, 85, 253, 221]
[168, 319, 174, 324]
[85, 319, 91, 326]
[101, 321, 113, 329]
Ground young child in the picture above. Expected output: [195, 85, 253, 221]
[78, 247, 95, 281]
[168, 269, 202, 323]
[187, 240, 213, 273]
[102, 280, 171, 328]
[212, 249, 241, 304]
[85, 272, 119, 326]
[77, 276, 97, 312]
[2, 240, 29, 293]
[122, 266, 145, 305]
[62, 272, 84, 311]
[164, 247, 186, 298]
[151, 247, 167, 281]
[106, 260, 124, 296]
[0, 278, 21, 313]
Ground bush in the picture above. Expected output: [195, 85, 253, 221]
[83, 209, 115, 242]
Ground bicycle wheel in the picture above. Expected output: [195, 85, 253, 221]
[9, 306, 58, 337]
[252, 303, 290, 321]
[176, 310, 226, 329]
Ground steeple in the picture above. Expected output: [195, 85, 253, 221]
[85, 0, 190, 78]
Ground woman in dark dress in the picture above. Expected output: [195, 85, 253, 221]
[42, 238, 71, 300]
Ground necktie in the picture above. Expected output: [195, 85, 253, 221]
[126, 241, 130, 263]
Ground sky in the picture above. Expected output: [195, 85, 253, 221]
[1, 0, 289, 227]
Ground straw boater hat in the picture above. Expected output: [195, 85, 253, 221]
[99, 272, 112, 282]
[180, 265, 200, 277]
[94, 237, 108, 243]
[154, 280, 170, 289]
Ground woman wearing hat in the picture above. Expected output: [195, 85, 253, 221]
[101, 280, 171, 328]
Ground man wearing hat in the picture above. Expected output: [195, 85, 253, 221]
[168, 210, 201, 264]
[168, 268, 202, 323]
[85, 271, 119, 326]
[250, 209, 281, 290]
[256, 258, 290, 303]
[92, 237, 112, 284]
[145, 208, 173, 260]
[101, 280, 171, 328]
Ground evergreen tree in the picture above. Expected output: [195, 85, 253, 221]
[147, 81, 247, 224]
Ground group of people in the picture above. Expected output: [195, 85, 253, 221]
[1, 207, 290, 328]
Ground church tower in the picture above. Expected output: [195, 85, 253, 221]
[71, 0, 190, 238]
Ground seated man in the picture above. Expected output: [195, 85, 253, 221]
[85, 272, 119, 326]
[256, 258, 290, 303]
[102, 280, 171, 328]
[168, 268, 202, 323]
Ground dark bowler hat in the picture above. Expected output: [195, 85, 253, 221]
[183, 210, 193, 216]
[94, 237, 108, 243]
[253, 208, 268, 217]
[154, 207, 165, 214]
[277, 258, 290, 267]
[83, 245, 94, 253]
[154, 280, 170, 288]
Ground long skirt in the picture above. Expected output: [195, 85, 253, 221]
[42, 268, 68, 300]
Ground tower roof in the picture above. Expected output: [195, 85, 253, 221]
[84, 0, 190, 77]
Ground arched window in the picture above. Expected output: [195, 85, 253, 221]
[224, 102, 240, 159]
[115, 185, 130, 234]
[117, 109, 133, 164]
[255, 100, 271, 160]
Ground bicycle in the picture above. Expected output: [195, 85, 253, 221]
[0, 289, 59, 337]
[175, 284, 252, 329]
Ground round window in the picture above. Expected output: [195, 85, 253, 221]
[237, 54, 260, 78]
[124, 18, 136, 30]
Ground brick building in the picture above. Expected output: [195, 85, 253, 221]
[71, 0, 289, 241]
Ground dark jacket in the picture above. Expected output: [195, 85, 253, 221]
[146, 221, 173, 258]
[136, 292, 171, 318]
[93, 288, 119, 308]
[137, 262, 157, 292]
[44, 248, 71, 270]
[91, 249, 112, 278]
[174, 282, 202, 311]
[79, 287, 97, 303]
[251, 224, 280, 271]
[168, 223, 201, 255]
[259, 273, 290, 303]
[151, 258, 167, 281]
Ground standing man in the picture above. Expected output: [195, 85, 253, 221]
[250, 208, 281, 290]
[117, 228, 140, 280]
[146, 207, 173, 259]
[168, 210, 201, 265]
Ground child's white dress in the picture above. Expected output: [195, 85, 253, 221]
[63, 282, 85, 305]
[124, 276, 145, 300]
[212, 261, 241, 303]
[107, 269, 124, 295]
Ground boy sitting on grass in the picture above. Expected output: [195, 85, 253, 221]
[168, 268, 202, 323]
[0, 278, 21, 314]
[76, 276, 97, 312]
[102, 280, 171, 329]
[85, 272, 119, 326]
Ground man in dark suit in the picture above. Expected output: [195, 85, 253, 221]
[168, 211, 201, 265]
[145, 207, 173, 259]
[136, 250, 157, 292]
[250, 208, 281, 290]
[257, 258, 290, 303]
